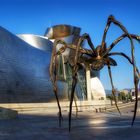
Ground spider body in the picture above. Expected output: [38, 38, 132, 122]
[50, 15, 140, 131]
[89, 44, 117, 71]
[90, 57, 116, 71]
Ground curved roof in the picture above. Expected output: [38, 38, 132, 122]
[44, 24, 81, 39]
[17, 34, 53, 52]
[91, 77, 106, 100]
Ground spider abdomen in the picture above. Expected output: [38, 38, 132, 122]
[91, 59, 105, 71]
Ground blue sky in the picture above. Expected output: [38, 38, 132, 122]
[0, 0, 140, 90]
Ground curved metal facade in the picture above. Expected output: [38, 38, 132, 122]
[44, 24, 81, 39]
[0, 25, 82, 103]
[0, 26, 68, 103]
[0, 24, 105, 103]
[17, 34, 52, 51]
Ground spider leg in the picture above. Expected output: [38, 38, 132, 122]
[69, 62, 79, 131]
[131, 71, 139, 126]
[102, 15, 139, 126]
[103, 34, 140, 57]
[65, 59, 79, 119]
[67, 71, 79, 118]
[80, 33, 95, 54]
[49, 39, 69, 126]
[54, 39, 69, 55]
[53, 56, 63, 127]
[101, 15, 136, 69]
[52, 39, 80, 129]
[74, 94, 78, 117]
[101, 15, 135, 46]
[107, 62, 121, 115]
[108, 52, 140, 126]
[108, 52, 140, 77]
[69, 37, 84, 131]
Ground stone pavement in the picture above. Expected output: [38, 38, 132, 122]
[0, 102, 140, 140]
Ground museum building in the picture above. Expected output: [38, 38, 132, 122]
[0, 25, 106, 103]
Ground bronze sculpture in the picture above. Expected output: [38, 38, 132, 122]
[49, 15, 140, 131]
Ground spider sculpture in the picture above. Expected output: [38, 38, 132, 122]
[49, 15, 140, 131]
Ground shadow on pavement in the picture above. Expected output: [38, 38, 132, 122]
[0, 110, 140, 140]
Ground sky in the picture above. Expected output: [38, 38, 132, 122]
[0, 0, 140, 90]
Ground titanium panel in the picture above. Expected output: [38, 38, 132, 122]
[0, 26, 67, 103]
[17, 34, 52, 51]
[44, 24, 81, 39]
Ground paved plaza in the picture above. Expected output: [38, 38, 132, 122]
[0, 102, 140, 140]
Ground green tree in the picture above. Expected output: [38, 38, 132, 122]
[118, 92, 126, 101]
